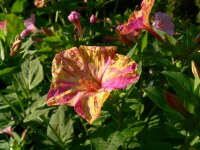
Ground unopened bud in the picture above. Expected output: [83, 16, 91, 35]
[191, 61, 200, 78]
[10, 36, 21, 57]
[90, 14, 98, 23]
[34, 0, 45, 8]
[21, 129, 28, 142]
[41, 27, 54, 36]
[164, 91, 188, 116]
[68, 11, 80, 23]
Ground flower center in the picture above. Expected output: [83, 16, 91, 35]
[79, 78, 101, 92]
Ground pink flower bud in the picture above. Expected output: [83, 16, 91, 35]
[90, 14, 98, 23]
[20, 29, 31, 38]
[68, 11, 80, 23]
[68, 11, 83, 37]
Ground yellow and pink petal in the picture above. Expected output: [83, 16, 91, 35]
[102, 54, 139, 90]
[74, 90, 110, 124]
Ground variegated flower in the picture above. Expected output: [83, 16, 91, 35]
[117, 0, 163, 43]
[47, 46, 139, 123]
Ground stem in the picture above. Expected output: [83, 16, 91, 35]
[12, 80, 26, 117]
[0, 3, 7, 13]
[146, 26, 164, 43]
[41, 115, 66, 148]
[19, 74, 32, 100]
[32, 126, 64, 149]
[113, 0, 119, 15]
[13, 74, 29, 99]
[0, 93, 23, 119]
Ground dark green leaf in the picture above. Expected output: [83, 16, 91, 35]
[163, 71, 198, 113]
[144, 86, 184, 122]
[0, 66, 20, 77]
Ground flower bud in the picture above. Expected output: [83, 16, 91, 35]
[164, 91, 188, 116]
[90, 14, 98, 23]
[191, 61, 200, 78]
[10, 36, 21, 57]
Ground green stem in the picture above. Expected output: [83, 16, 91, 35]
[0, 93, 23, 119]
[12, 80, 26, 117]
[113, 0, 119, 15]
[41, 115, 66, 148]
[13, 74, 29, 99]
[19, 74, 32, 100]
[32, 126, 64, 149]
[0, 3, 7, 14]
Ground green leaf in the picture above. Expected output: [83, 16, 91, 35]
[140, 141, 174, 150]
[127, 43, 138, 58]
[21, 57, 44, 89]
[23, 108, 53, 122]
[141, 31, 148, 52]
[91, 122, 125, 150]
[132, 55, 176, 70]
[144, 86, 184, 122]
[0, 66, 20, 77]
[0, 40, 5, 62]
[47, 106, 74, 144]
[163, 71, 198, 113]
[11, 0, 28, 13]
[5, 14, 24, 42]
[0, 140, 9, 150]
[194, 77, 200, 98]
[25, 95, 46, 114]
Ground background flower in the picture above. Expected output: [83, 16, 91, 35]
[152, 11, 174, 35]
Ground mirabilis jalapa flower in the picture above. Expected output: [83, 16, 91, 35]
[20, 14, 38, 38]
[117, 0, 166, 43]
[152, 11, 174, 35]
[47, 46, 139, 123]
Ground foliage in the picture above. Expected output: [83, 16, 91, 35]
[0, 0, 199, 150]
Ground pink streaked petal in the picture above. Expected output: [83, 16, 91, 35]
[79, 46, 117, 81]
[102, 54, 139, 90]
[47, 47, 103, 106]
[140, 0, 155, 25]
[74, 91, 110, 124]
[122, 17, 145, 34]
[122, 0, 154, 35]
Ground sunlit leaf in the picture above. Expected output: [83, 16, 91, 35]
[47, 106, 74, 144]
[21, 57, 44, 90]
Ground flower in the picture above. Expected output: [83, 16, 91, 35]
[118, 0, 154, 34]
[20, 14, 38, 38]
[68, 11, 83, 37]
[0, 20, 6, 31]
[0, 126, 13, 137]
[47, 46, 139, 123]
[152, 11, 174, 35]
[116, 0, 163, 43]
[34, 0, 45, 8]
